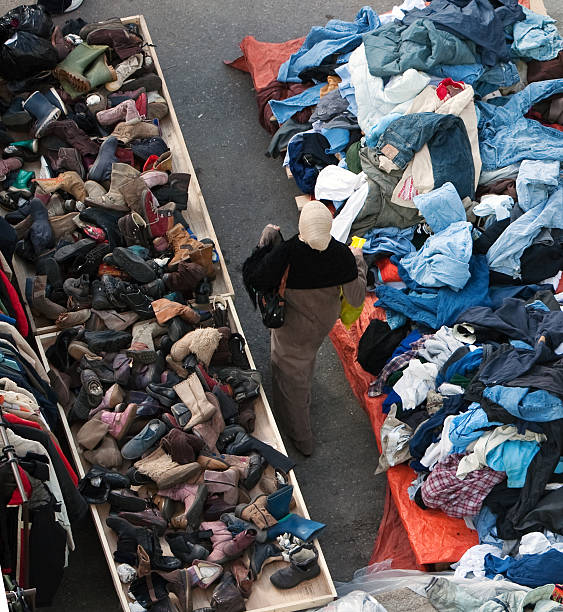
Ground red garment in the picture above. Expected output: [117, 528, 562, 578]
[0, 268, 28, 337]
[436, 78, 465, 101]
[225, 35, 306, 90]
[376, 258, 401, 283]
[8, 466, 32, 505]
[255, 79, 314, 135]
[2, 413, 79, 486]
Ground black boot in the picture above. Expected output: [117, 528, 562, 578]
[165, 533, 209, 565]
[269, 545, 320, 589]
[91, 279, 112, 310]
[84, 329, 132, 353]
[130, 573, 169, 609]
[117, 280, 154, 319]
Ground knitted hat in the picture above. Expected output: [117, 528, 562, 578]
[298, 200, 332, 251]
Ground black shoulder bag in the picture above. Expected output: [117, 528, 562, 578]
[257, 266, 289, 329]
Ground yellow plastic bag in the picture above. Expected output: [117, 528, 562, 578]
[339, 288, 363, 328]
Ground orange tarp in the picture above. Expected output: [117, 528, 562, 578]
[330, 295, 478, 566]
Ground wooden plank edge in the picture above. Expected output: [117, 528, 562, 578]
[35, 332, 131, 612]
[127, 14, 234, 298]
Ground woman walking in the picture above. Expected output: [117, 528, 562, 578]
[244, 201, 367, 455]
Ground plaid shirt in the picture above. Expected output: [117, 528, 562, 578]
[369, 336, 428, 397]
[421, 453, 505, 518]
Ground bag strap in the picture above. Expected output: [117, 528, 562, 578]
[279, 266, 290, 298]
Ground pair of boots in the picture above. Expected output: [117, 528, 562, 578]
[54, 43, 117, 95]
[173, 373, 218, 430]
[105, 516, 180, 571]
[134, 446, 201, 489]
[166, 223, 215, 279]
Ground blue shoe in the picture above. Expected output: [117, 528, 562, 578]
[128, 245, 149, 259]
[266, 513, 326, 543]
[120, 418, 167, 460]
[266, 485, 294, 520]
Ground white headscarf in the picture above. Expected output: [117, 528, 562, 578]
[298, 200, 332, 251]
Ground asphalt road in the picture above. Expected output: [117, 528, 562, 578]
[0, 0, 559, 609]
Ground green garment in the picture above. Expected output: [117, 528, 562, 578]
[350, 145, 422, 237]
[345, 140, 363, 174]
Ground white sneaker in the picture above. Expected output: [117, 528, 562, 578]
[64, 0, 84, 13]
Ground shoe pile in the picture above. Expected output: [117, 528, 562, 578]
[0, 10, 217, 328]
[49, 298, 323, 610]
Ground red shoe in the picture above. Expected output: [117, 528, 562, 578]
[82, 225, 107, 242]
[143, 154, 159, 172]
[142, 187, 174, 238]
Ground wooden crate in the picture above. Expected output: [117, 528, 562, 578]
[3, 13, 234, 336]
[36, 297, 336, 612]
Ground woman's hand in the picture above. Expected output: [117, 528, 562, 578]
[258, 224, 281, 247]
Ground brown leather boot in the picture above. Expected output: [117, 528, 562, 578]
[152, 298, 201, 326]
[231, 558, 253, 599]
[158, 568, 191, 612]
[235, 495, 277, 530]
[118, 212, 151, 247]
[210, 571, 245, 612]
[204, 468, 240, 506]
[33, 171, 87, 202]
[166, 223, 215, 277]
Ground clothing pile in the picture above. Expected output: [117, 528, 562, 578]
[0, 321, 86, 607]
[230, 0, 563, 595]
[0, 6, 217, 333]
